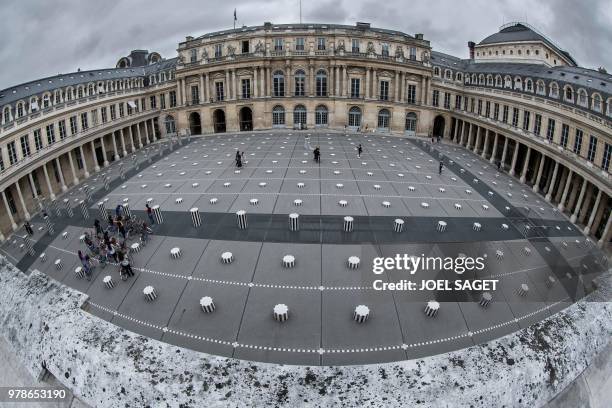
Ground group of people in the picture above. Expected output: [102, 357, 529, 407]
[78, 209, 151, 281]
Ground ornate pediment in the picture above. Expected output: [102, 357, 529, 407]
[347, 67, 366, 75]
[377, 70, 394, 78]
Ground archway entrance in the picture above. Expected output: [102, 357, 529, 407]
[189, 112, 201, 135]
[213, 109, 226, 133]
[239, 107, 253, 131]
[433, 115, 445, 138]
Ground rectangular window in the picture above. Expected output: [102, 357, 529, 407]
[101, 107, 108, 123]
[274, 38, 283, 51]
[502, 105, 509, 123]
[75, 147, 84, 170]
[511, 108, 519, 127]
[351, 39, 360, 53]
[463, 97, 468, 111]
[91, 109, 98, 126]
[350, 78, 360, 98]
[149, 95, 157, 109]
[215, 82, 224, 101]
[409, 47, 416, 60]
[470, 98, 475, 113]
[294, 74, 305, 96]
[0, 149, 3, 171]
[20, 135, 31, 157]
[485, 101, 491, 117]
[546, 119, 555, 142]
[241, 40, 249, 54]
[169, 91, 177, 107]
[432, 90, 439, 107]
[493, 103, 499, 120]
[381, 43, 389, 57]
[587, 135, 597, 162]
[69, 116, 78, 135]
[573, 129, 583, 155]
[602, 143, 612, 171]
[7, 141, 18, 165]
[214, 44, 222, 58]
[317, 37, 325, 50]
[160, 94, 166, 109]
[118, 103, 124, 117]
[45, 124, 55, 145]
[522, 111, 530, 131]
[379, 81, 389, 100]
[316, 73, 327, 97]
[126, 102, 132, 115]
[444, 92, 450, 109]
[534, 114, 542, 136]
[110, 105, 116, 120]
[295, 38, 304, 51]
[191, 85, 199, 104]
[58, 120, 67, 139]
[80, 112, 88, 130]
[34, 129, 43, 151]
[407, 85, 416, 104]
[242, 78, 251, 99]
[560, 124, 569, 148]
[455, 94, 462, 109]
[477, 99, 482, 115]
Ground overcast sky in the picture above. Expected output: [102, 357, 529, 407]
[1, 0, 611, 89]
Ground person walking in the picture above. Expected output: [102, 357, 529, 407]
[439, 160, 444, 175]
[145, 203, 155, 225]
[106, 242, 118, 263]
[117, 220, 127, 241]
[94, 219, 103, 237]
[24, 221, 34, 236]
[357, 144, 363, 158]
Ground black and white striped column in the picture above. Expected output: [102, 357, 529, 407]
[236, 210, 247, 229]
[200, 296, 215, 313]
[63, 199, 73, 217]
[98, 201, 107, 219]
[393, 218, 404, 233]
[50, 199, 61, 216]
[123, 203, 132, 219]
[23, 236, 36, 256]
[289, 213, 299, 231]
[43, 216, 54, 235]
[84, 186, 93, 202]
[190, 207, 201, 227]
[152, 205, 163, 224]
[343, 216, 354, 232]
[79, 200, 89, 219]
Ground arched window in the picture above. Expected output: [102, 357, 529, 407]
[316, 69, 327, 97]
[478, 74, 484, 85]
[433, 67, 440, 76]
[550, 83, 559, 98]
[273, 70, 285, 97]
[164, 115, 176, 134]
[272, 105, 285, 126]
[592, 94, 601, 112]
[456, 73, 463, 82]
[504, 76, 512, 88]
[525, 79, 532, 92]
[465, 75, 470, 85]
[294, 70, 305, 96]
[315, 105, 328, 126]
[565, 86, 573, 101]
[77, 86, 84, 99]
[348, 106, 361, 128]
[3, 107, 11, 123]
[405, 112, 417, 134]
[471, 74, 477, 83]
[536, 80, 545, 95]
[293, 105, 307, 127]
[17, 102, 24, 118]
[445, 70, 452, 80]
[514, 77, 522, 90]
[495, 75, 502, 87]
[54, 91, 61, 104]
[42, 94, 50, 109]
[487, 75, 493, 86]
[88, 84, 94, 95]
[377, 108, 390, 129]
[578, 90, 587, 107]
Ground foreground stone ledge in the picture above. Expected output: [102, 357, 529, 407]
[0, 255, 610, 407]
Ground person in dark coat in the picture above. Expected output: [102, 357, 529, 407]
[24, 221, 34, 236]
[357, 144, 363, 158]
[439, 160, 444, 175]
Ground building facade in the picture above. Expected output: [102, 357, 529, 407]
[0, 22, 610, 247]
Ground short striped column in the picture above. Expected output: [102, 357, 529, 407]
[152, 205, 163, 224]
[424, 300, 440, 317]
[103, 275, 115, 289]
[43, 216, 54, 235]
[190, 208, 201, 227]
[63, 199, 73, 217]
[353, 305, 370, 323]
[79, 200, 89, 219]
[143, 286, 158, 301]
[273, 304, 289, 322]
[393, 218, 404, 233]
[84, 186, 93, 202]
[479, 292, 493, 307]
[104, 176, 110, 190]
[289, 213, 299, 231]
[54, 259, 62, 270]
[133, 154, 139, 170]
[200, 296, 215, 313]
[50, 199, 61, 216]
[24, 237, 36, 256]
[39, 253, 47, 262]
[123, 203, 132, 219]
[343, 216, 354, 232]
[347, 256, 360, 269]
[98, 201, 108, 219]
[236, 210, 247, 229]
[119, 164, 125, 180]
[74, 266, 85, 279]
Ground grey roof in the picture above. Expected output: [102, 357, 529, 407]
[478, 23, 577, 66]
[143, 57, 178, 75]
[189, 22, 427, 44]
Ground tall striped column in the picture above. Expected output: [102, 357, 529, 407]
[190, 207, 201, 227]
[236, 210, 247, 229]
[63, 199, 73, 217]
[289, 213, 299, 231]
[152, 205, 163, 224]
[79, 200, 89, 219]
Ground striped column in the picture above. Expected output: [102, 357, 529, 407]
[289, 213, 299, 231]
[50, 199, 61, 216]
[98, 201, 107, 219]
[190, 207, 201, 227]
[63, 199, 73, 217]
[236, 210, 247, 229]
[79, 200, 89, 219]
[152, 205, 163, 224]
[123, 203, 132, 219]
[43, 216, 54, 235]
[343, 216, 354, 232]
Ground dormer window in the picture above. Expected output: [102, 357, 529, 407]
[381, 43, 389, 57]
[190, 49, 197, 63]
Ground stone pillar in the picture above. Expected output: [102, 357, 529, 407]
[500, 137, 509, 168]
[266, 67, 271, 96]
[28, 172, 38, 200]
[533, 154, 545, 192]
[225, 70, 230, 99]
[481, 130, 490, 158]
[128, 127, 136, 151]
[2, 189, 18, 231]
[394, 71, 400, 102]
[111, 131, 119, 161]
[584, 190, 602, 235]
[473, 127, 481, 153]
[570, 179, 587, 223]
[205, 73, 210, 101]
[90, 140, 100, 172]
[343, 65, 348, 97]
[509, 141, 520, 176]
[558, 170, 574, 211]
[55, 157, 67, 191]
[489, 133, 499, 163]
[79, 145, 89, 177]
[453, 120, 459, 142]
[460, 122, 467, 145]
[365, 68, 370, 99]
[545, 161, 559, 202]
[67, 149, 79, 185]
[579, 186, 594, 225]
[42, 162, 56, 200]
[120, 129, 128, 156]
[15, 180, 31, 221]
[149, 119, 155, 141]
[232, 69, 237, 100]
[253, 70, 258, 98]
[100, 137, 109, 166]
[597, 210, 612, 249]
[136, 123, 143, 146]
[519, 147, 531, 183]
[372, 69, 377, 99]
[199, 74, 205, 103]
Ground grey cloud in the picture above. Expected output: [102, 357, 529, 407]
[1, 0, 610, 89]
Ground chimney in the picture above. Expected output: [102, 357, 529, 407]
[468, 41, 475, 59]
[415, 33, 424, 40]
